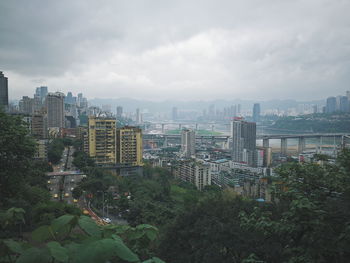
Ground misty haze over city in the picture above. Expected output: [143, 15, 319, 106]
[2, 1, 350, 263]
[1, 0, 350, 101]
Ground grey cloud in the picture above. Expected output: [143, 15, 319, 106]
[1, 0, 350, 100]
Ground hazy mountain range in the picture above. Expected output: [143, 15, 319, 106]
[89, 98, 326, 113]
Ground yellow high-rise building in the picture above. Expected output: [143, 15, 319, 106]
[116, 126, 143, 167]
[88, 116, 117, 165]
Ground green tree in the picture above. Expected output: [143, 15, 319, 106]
[47, 138, 65, 164]
[240, 150, 350, 262]
[0, 110, 36, 206]
[0, 211, 165, 263]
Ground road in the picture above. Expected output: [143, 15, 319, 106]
[47, 146, 84, 203]
[47, 145, 127, 225]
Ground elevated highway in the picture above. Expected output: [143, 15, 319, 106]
[143, 132, 350, 154]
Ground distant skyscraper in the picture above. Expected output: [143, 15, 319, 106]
[77, 93, 84, 107]
[230, 105, 236, 117]
[116, 106, 123, 118]
[339, 96, 349, 112]
[65, 92, 75, 104]
[19, 96, 34, 114]
[46, 92, 65, 128]
[237, 104, 241, 115]
[172, 107, 178, 120]
[102, 104, 112, 113]
[209, 105, 215, 116]
[0, 71, 8, 108]
[231, 118, 256, 166]
[252, 103, 260, 122]
[35, 86, 48, 104]
[181, 129, 195, 158]
[347, 91, 350, 100]
[136, 108, 142, 124]
[326, 97, 337, 113]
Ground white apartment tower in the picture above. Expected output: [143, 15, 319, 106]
[231, 118, 257, 167]
[181, 128, 195, 158]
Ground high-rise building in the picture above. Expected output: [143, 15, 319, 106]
[88, 116, 117, 165]
[252, 103, 260, 122]
[116, 126, 143, 167]
[32, 113, 48, 139]
[87, 117, 143, 175]
[231, 118, 257, 167]
[174, 161, 211, 191]
[326, 96, 337, 113]
[347, 91, 350, 101]
[46, 92, 65, 128]
[237, 104, 241, 115]
[339, 96, 349, 112]
[65, 92, 75, 104]
[208, 105, 215, 117]
[136, 108, 142, 124]
[0, 71, 8, 108]
[181, 129, 195, 158]
[19, 96, 34, 114]
[172, 107, 178, 120]
[77, 93, 88, 108]
[102, 104, 112, 113]
[34, 139, 48, 160]
[33, 95, 42, 112]
[35, 86, 48, 104]
[116, 106, 123, 118]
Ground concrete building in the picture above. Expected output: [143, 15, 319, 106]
[0, 71, 8, 108]
[172, 107, 178, 120]
[46, 92, 65, 128]
[231, 118, 257, 167]
[34, 139, 48, 160]
[64, 91, 76, 104]
[19, 96, 34, 114]
[88, 116, 117, 165]
[326, 96, 337, 113]
[22, 116, 32, 134]
[116, 126, 143, 167]
[35, 86, 48, 104]
[174, 161, 211, 190]
[338, 96, 349, 112]
[136, 108, 142, 124]
[116, 106, 123, 118]
[32, 113, 48, 139]
[181, 128, 195, 158]
[252, 103, 260, 122]
[102, 104, 112, 113]
[87, 117, 143, 175]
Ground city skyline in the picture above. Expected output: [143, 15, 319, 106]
[1, 0, 350, 101]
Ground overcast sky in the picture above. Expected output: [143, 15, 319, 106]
[1, 0, 350, 101]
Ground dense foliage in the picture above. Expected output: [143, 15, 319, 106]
[158, 150, 350, 263]
[0, 111, 165, 262]
[0, 111, 80, 233]
[47, 139, 65, 164]
[0, 210, 163, 263]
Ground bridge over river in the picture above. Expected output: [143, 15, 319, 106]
[143, 133, 350, 154]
